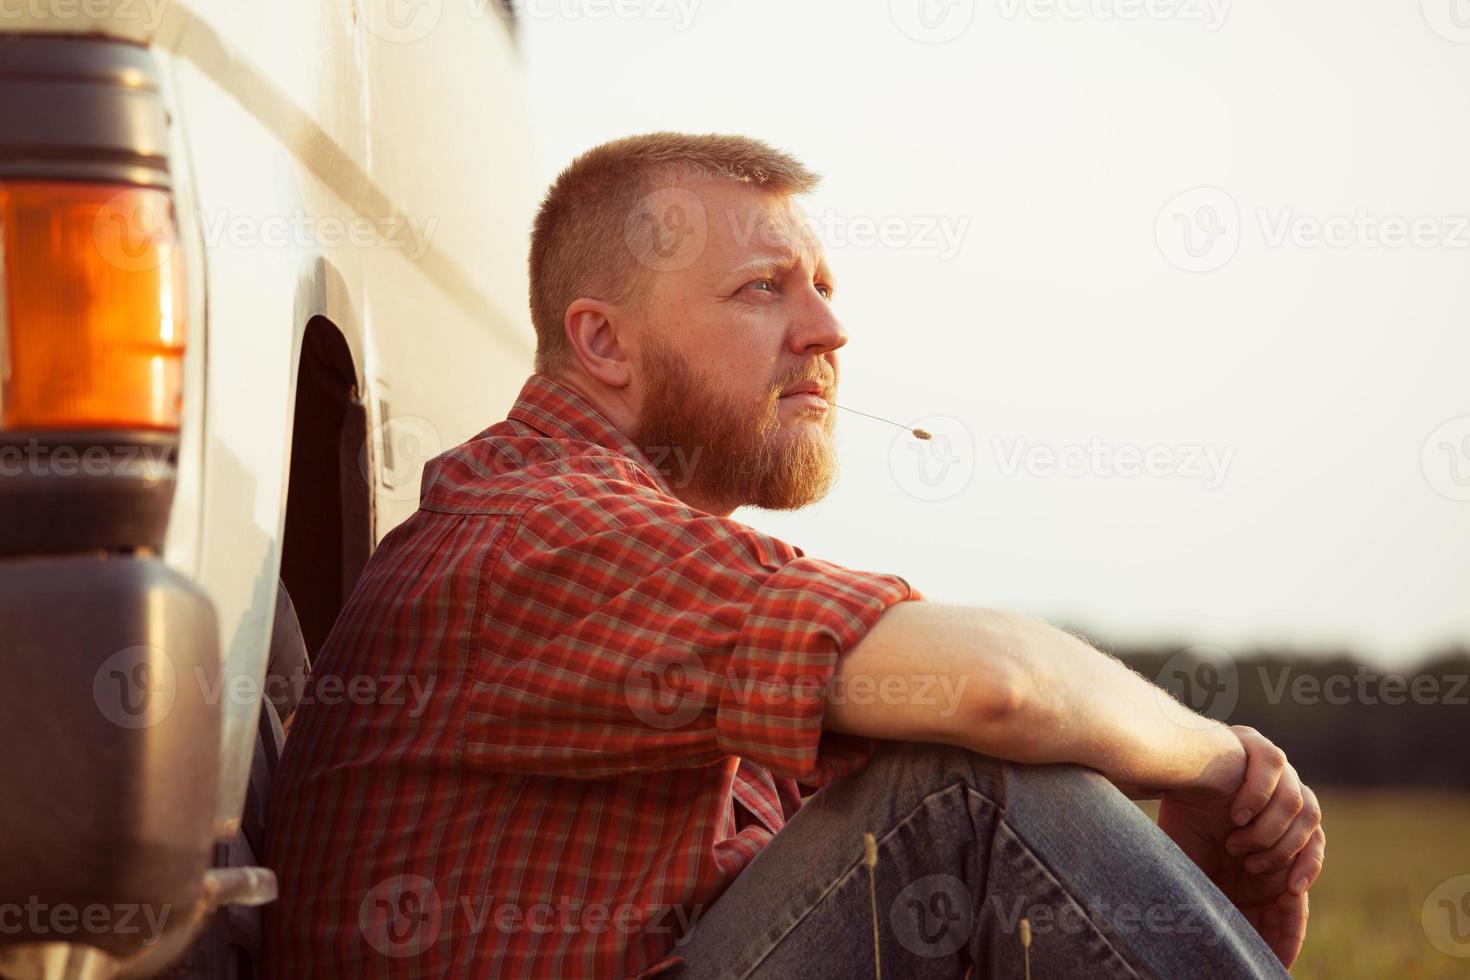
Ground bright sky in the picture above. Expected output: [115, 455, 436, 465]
[518, 0, 1470, 665]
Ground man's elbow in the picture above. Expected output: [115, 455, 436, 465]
[956, 655, 1032, 730]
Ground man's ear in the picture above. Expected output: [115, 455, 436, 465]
[564, 297, 634, 390]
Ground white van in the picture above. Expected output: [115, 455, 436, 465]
[0, 3, 536, 977]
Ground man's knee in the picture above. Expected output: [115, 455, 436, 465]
[858, 740, 1130, 818]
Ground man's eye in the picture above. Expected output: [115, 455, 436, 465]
[747, 279, 776, 293]
[815, 282, 833, 299]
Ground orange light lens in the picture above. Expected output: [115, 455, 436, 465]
[1, 181, 186, 430]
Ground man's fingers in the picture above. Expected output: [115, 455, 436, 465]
[1266, 889, 1308, 969]
[1228, 780, 1319, 863]
[1229, 764, 1306, 854]
[1236, 800, 1317, 873]
[1286, 824, 1326, 895]
[1228, 726, 1286, 826]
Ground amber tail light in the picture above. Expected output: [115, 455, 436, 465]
[0, 181, 186, 431]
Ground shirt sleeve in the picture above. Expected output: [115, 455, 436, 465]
[459, 475, 924, 781]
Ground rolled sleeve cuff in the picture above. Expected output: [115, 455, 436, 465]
[715, 558, 920, 781]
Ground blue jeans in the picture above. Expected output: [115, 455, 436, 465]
[667, 741, 1290, 979]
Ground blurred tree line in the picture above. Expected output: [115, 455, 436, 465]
[1111, 645, 1470, 790]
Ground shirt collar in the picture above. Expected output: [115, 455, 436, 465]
[504, 372, 677, 497]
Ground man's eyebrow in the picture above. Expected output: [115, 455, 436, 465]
[725, 252, 837, 286]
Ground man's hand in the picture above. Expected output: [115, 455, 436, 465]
[1155, 725, 1326, 968]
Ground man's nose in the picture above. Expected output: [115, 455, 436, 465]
[788, 290, 848, 357]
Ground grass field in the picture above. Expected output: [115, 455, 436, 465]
[1142, 789, 1470, 979]
[1289, 789, 1470, 980]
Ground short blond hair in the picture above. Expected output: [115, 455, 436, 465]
[528, 132, 821, 377]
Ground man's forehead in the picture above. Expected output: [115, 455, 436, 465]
[691, 179, 826, 267]
[623, 176, 829, 289]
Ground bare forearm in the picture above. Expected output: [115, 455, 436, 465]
[825, 602, 1245, 794]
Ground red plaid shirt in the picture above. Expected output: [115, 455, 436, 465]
[265, 372, 924, 978]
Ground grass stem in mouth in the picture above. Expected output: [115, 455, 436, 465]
[833, 403, 933, 440]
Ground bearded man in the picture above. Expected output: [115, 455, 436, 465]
[265, 132, 1324, 980]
